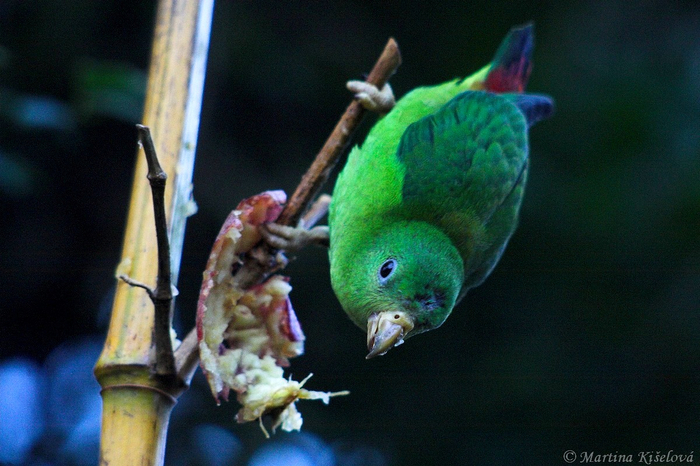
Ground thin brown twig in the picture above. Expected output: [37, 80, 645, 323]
[175, 328, 199, 385]
[276, 37, 401, 227]
[118, 274, 156, 298]
[234, 38, 402, 290]
[134, 124, 176, 378]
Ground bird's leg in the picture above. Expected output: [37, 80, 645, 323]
[261, 223, 329, 252]
[347, 81, 395, 115]
[261, 193, 331, 252]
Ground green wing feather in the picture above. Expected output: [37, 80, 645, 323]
[395, 91, 530, 289]
[398, 91, 528, 221]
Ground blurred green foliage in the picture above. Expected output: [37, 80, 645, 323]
[0, 0, 698, 465]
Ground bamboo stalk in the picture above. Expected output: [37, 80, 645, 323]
[95, 0, 401, 459]
[94, 0, 213, 464]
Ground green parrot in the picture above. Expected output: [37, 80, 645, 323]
[327, 24, 554, 358]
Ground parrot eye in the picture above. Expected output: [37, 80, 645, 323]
[378, 259, 397, 283]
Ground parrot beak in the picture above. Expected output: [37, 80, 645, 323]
[366, 311, 415, 359]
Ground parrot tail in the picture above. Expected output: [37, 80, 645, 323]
[485, 23, 534, 93]
[507, 93, 555, 127]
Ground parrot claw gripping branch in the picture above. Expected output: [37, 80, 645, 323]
[346, 81, 397, 115]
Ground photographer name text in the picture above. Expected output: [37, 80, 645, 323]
[563, 450, 694, 464]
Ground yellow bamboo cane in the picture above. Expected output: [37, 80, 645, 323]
[94, 0, 213, 464]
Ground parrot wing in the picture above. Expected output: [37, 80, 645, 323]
[397, 91, 526, 225]
[395, 90, 552, 285]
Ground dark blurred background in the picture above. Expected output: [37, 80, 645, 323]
[1, 1, 699, 465]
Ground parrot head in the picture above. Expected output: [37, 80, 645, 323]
[332, 220, 464, 358]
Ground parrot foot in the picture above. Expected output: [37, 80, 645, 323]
[346, 80, 395, 114]
[261, 223, 329, 252]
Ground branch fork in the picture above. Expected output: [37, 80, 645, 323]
[118, 125, 176, 378]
